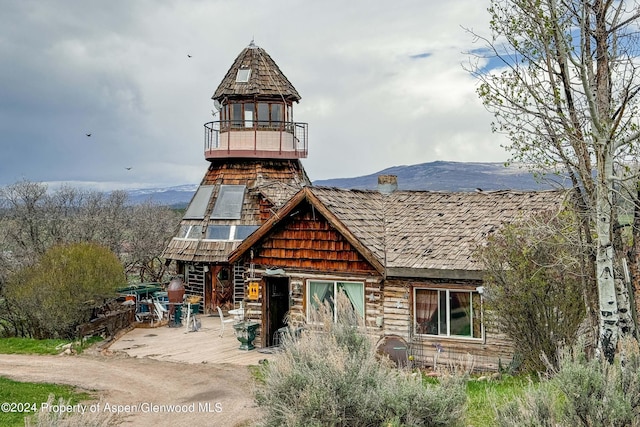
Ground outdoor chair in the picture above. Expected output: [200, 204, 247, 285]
[216, 306, 236, 338]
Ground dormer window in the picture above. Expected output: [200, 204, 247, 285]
[236, 68, 251, 83]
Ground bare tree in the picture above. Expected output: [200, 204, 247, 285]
[467, 0, 640, 361]
[0, 180, 181, 337]
[0, 180, 49, 261]
[0, 180, 178, 283]
[123, 200, 180, 283]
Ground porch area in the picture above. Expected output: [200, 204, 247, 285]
[107, 313, 276, 366]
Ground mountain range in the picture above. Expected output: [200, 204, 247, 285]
[128, 161, 559, 207]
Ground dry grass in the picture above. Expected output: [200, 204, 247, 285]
[24, 395, 120, 427]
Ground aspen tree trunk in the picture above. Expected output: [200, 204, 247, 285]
[592, 0, 635, 359]
[472, 0, 640, 360]
[595, 149, 619, 361]
[631, 185, 640, 334]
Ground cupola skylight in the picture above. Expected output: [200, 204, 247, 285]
[236, 68, 251, 83]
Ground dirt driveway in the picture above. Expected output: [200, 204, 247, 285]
[0, 317, 269, 426]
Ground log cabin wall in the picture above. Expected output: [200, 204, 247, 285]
[240, 270, 384, 346]
[382, 283, 412, 340]
[384, 277, 514, 372]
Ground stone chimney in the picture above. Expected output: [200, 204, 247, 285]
[377, 175, 398, 194]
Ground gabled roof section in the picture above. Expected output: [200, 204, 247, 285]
[251, 179, 303, 209]
[229, 187, 386, 273]
[212, 42, 301, 102]
[229, 187, 568, 279]
[381, 189, 566, 277]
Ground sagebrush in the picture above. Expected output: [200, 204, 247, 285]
[254, 293, 467, 427]
[494, 337, 640, 427]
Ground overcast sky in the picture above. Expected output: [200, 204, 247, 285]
[0, 0, 508, 191]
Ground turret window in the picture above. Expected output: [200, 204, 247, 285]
[244, 103, 254, 127]
[271, 104, 283, 122]
[222, 101, 288, 129]
[257, 103, 269, 127]
[231, 104, 243, 127]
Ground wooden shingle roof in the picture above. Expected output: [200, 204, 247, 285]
[230, 186, 568, 279]
[162, 159, 309, 263]
[212, 42, 301, 102]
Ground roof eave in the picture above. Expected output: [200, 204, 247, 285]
[385, 267, 484, 281]
[228, 188, 308, 263]
[228, 188, 386, 274]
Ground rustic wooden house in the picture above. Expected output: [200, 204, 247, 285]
[161, 42, 310, 312]
[228, 180, 567, 370]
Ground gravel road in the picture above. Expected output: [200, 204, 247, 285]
[0, 350, 262, 426]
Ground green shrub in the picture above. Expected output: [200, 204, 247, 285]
[4, 242, 124, 339]
[254, 294, 467, 427]
[476, 212, 587, 373]
[493, 337, 640, 426]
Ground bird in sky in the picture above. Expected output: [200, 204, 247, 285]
[187, 54, 192, 58]
[125, 167, 132, 171]
[86, 133, 91, 137]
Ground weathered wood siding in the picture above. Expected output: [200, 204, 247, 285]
[251, 201, 378, 274]
[412, 329, 514, 372]
[382, 283, 412, 340]
[384, 277, 514, 372]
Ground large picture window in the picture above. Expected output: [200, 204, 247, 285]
[307, 280, 364, 322]
[414, 288, 482, 339]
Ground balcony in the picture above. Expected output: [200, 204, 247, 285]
[204, 120, 308, 160]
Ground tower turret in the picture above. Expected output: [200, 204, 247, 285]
[162, 42, 310, 314]
[204, 41, 308, 160]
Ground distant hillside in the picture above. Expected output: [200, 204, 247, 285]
[312, 161, 556, 191]
[126, 184, 198, 208]
[126, 161, 557, 206]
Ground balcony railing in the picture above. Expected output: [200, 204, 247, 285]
[204, 120, 308, 160]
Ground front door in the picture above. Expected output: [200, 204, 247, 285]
[263, 277, 290, 347]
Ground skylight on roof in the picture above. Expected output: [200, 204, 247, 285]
[211, 185, 246, 219]
[183, 185, 214, 219]
[236, 69, 251, 82]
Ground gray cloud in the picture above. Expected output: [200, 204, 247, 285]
[0, 0, 507, 190]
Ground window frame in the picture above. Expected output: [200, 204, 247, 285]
[306, 279, 365, 323]
[205, 225, 233, 241]
[223, 101, 288, 129]
[175, 225, 204, 240]
[413, 287, 484, 341]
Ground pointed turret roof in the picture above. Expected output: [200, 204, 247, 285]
[212, 41, 301, 102]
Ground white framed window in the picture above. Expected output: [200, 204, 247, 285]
[414, 288, 483, 339]
[177, 225, 202, 239]
[234, 225, 259, 240]
[177, 224, 190, 238]
[206, 225, 232, 240]
[236, 68, 251, 82]
[307, 280, 364, 322]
